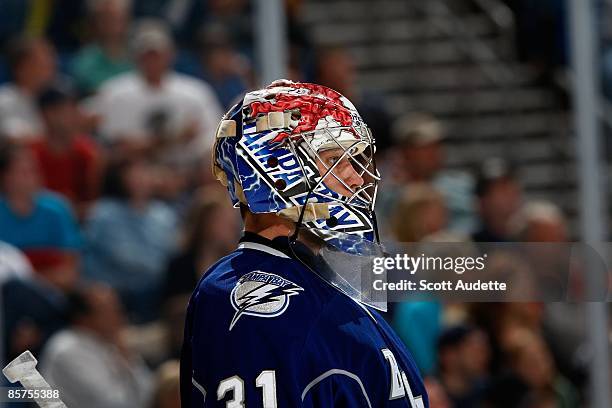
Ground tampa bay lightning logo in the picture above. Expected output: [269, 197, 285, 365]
[229, 271, 304, 330]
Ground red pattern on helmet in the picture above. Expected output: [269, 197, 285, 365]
[248, 83, 355, 144]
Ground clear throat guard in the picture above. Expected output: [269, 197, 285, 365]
[288, 228, 388, 312]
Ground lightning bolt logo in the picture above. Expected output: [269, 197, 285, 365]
[229, 271, 304, 330]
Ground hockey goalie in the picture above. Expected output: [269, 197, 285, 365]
[180, 80, 428, 407]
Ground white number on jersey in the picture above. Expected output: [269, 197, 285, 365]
[381, 349, 425, 408]
[256, 370, 278, 408]
[217, 376, 245, 408]
[217, 371, 278, 408]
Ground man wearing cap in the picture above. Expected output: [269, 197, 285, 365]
[472, 158, 523, 242]
[91, 19, 223, 165]
[384, 113, 475, 235]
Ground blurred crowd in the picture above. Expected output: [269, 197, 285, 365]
[378, 112, 588, 408]
[0, 1, 594, 407]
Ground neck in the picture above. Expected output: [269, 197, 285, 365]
[15, 79, 39, 95]
[100, 39, 125, 59]
[75, 324, 115, 344]
[143, 73, 164, 88]
[129, 197, 149, 211]
[7, 193, 34, 216]
[244, 212, 294, 240]
[46, 132, 72, 150]
[440, 370, 469, 396]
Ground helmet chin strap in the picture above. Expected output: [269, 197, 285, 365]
[290, 187, 315, 244]
[371, 211, 381, 244]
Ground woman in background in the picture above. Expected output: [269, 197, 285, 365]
[164, 185, 239, 300]
[84, 157, 177, 322]
[161, 186, 239, 358]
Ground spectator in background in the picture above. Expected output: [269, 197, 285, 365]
[512, 201, 589, 389]
[84, 157, 177, 322]
[472, 157, 522, 242]
[393, 299, 443, 377]
[392, 113, 446, 183]
[0, 36, 56, 140]
[489, 328, 579, 408]
[1, 238, 75, 364]
[391, 232, 478, 378]
[150, 360, 180, 408]
[512, 200, 569, 242]
[387, 113, 476, 234]
[132, 0, 207, 49]
[315, 47, 392, 150]
[511, 201, 573, 298]
[91, 19, 223, 167]
[0, 141, 80, 278]
[199, 0, 252, 55]
[2, 272, 72, 364]
[71, 0, 133, 95]
[194, 23, 250, 109]
[41, 284, 153, 408]
[390, 183, 448, 243]
[163, 186, 239, 303]
[388, 186, 468, 378]
[30, 81, 103, 220]
[0, 241, 42, 363]
[470, 302, 544, 376]
[162, 186, 239, 359]
[437, 325, 491, 408]
[0, 142, 80, 362]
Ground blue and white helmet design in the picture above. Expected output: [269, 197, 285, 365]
[212, 80, 380, 252]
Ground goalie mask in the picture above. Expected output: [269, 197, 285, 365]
[213, 80, 381, 254]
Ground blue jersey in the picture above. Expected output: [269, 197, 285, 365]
[180, 233, 428, 407]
